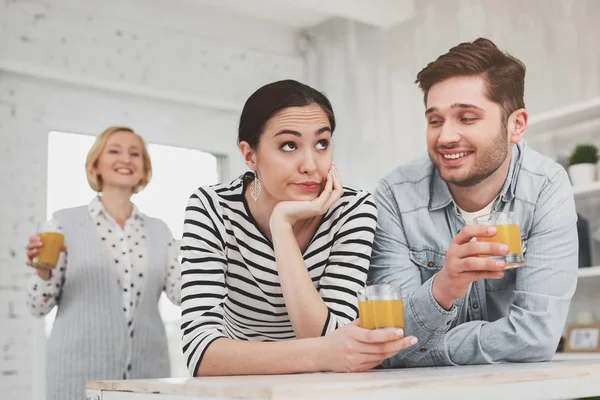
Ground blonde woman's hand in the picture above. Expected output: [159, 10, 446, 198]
[25, 235, 66, 280]
[270, 165, 343, 230]
[318, 320, 418, 373]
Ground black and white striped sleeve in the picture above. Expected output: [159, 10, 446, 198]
[319, 193, 377, 335]
[180, 188, 228, 376]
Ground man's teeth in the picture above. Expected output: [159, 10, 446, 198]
[443, 152, 469, 160]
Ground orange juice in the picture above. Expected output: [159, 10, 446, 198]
[358, 299, 404, 329]
[478, 224, 523, 267]
[34, 232, 65, 269]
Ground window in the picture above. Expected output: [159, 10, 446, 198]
[46, 131, 222, 377]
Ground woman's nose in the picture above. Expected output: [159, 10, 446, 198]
[300, 150, 317, 173]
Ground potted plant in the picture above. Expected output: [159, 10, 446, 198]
[568, 144, 598, 186]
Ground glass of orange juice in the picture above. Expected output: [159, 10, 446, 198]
[33, 220, 65, 269]
[474, 212, 524, 269]
[357, 284, 404, 330]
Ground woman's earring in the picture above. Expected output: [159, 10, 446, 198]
[249, 173, 261, 201]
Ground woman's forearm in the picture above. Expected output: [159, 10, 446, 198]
[272, 223, 329, 338]
[197, 336, 326, 376]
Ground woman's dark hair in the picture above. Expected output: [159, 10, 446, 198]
[238, 79, 336, 149]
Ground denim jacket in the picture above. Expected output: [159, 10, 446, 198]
[368, 141, 578, 367]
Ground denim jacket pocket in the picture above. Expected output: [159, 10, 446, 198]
[409, 248, 446, 281]
[485, 267, 517, 292]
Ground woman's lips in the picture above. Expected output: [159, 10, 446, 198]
[296, 183, 320, 192]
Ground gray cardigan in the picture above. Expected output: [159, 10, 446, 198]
[46, 206, 172, 400]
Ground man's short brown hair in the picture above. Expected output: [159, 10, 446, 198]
[415, 38, 526, 121]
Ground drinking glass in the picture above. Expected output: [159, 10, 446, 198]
[474, 211, 524, 269]
[357, 284, 404, 329]
[32, 220, 65, 269]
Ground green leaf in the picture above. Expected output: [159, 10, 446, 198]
[568, 144, 598, 165]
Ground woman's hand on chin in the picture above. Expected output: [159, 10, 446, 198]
[269, 165, 343, 230]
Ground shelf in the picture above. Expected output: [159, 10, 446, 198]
[573, 181, 600, 198]
[553, 352, 600, 361]
[527, 97, 600, 138]
[578, 266, 600, 279]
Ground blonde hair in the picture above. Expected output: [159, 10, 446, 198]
[85, 126, 153, 193]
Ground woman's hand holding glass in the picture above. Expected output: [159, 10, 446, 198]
[26, 222, 67, 281]
[319, 319, 417, 372]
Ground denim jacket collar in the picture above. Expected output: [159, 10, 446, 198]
[428, 142, 524, 212]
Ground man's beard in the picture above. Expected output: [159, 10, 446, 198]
[430, 126, 509, 188]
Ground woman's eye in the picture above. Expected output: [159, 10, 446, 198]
[130, 153, 140, 157]
[315, 140, 329, 150]
[108, 149, 119, 154]
[281, 142, 297, 152]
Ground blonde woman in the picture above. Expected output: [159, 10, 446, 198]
[25, 126, 181, 400]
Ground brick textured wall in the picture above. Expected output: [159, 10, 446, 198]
[0, 1, 304, 398]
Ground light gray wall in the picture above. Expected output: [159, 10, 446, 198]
[308, 0, 600, 191]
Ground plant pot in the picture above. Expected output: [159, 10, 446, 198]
[568, 163, 596, 186]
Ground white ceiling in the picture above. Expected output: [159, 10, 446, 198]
[192, 0, 415, 29]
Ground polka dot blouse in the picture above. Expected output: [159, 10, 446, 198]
[26, 197, 181, 324]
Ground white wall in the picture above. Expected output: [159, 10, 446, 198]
[0, 0, 304, 398]
[307, 0, 600, 191]
[0, 0, 302, 107]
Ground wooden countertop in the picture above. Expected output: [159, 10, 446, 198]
[86, 359, 600, 399]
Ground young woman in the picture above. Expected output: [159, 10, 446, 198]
[181, 80, 418, 376]
[25, 126, 181, 400]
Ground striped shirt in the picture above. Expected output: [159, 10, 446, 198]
[180, 174, 377, 376]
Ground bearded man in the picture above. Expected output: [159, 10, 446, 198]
[369, 38, 577, 367]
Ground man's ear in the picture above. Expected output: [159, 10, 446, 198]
[508, 108, 528, 144]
